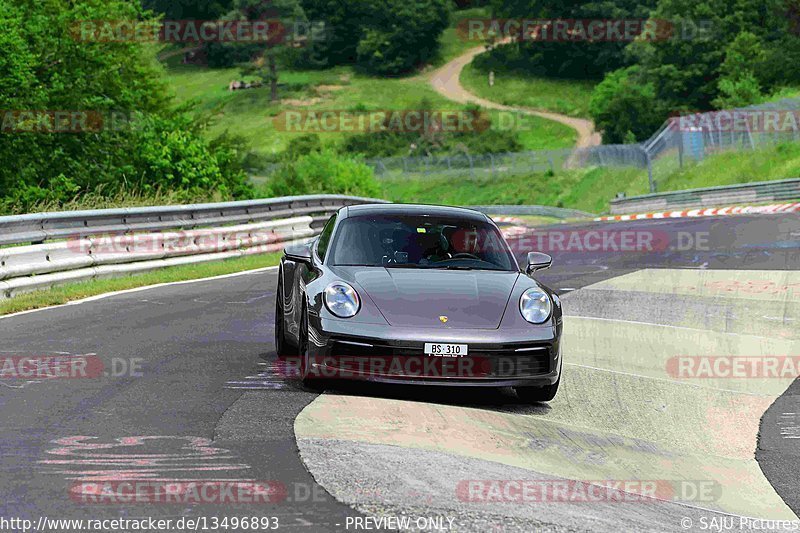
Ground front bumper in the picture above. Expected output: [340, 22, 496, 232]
[304, 317, 562, 387]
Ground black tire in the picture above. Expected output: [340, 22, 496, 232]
[515, 378, 560, 403]
[274, 275, 293, 358]
[298, 304, 325, 392]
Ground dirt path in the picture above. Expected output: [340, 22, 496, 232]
[430, 45, 602, 148]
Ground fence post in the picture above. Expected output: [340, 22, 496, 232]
[642, 146, 656, 193]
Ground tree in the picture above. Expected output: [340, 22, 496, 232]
[298, 0, 373, 65]
[627, 0, 791, 110]
[141, 0, 233, 19]
[355, 0, 450, 75]
[711, 32, 767, 108]
[299, 0, 450, 75]
[481, 0, 659, 79]
[0, 0, 250, 212]
[589, 66, 665, 143]
[225, 0, 307, 101]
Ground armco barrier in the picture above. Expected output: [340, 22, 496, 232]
[610, 178, 800, 215]
[0, 194, 382, 247]
[0, 195, 385, 300]
[467, 205, 593, 219]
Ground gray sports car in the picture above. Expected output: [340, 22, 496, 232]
[275, 203, 563, 402]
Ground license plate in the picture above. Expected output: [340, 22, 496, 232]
[424, 343, 468, 357]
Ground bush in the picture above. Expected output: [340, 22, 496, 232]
[589, 67, 665, 144]
[0, 0, 252, 212]
[450, 129, 523, 154]
[711, 33, 766, 109]
[283, 134, 322, 161]
[264, 150, 380, 198]
[302, 0, 450, 75]
[338, 131, 417, 158]
[204, 42, 262, 68]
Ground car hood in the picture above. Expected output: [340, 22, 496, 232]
[330, 266, 521, 329]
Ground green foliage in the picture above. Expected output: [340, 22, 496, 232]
[582, 0, 800, 143]
[298, 0, 373, 65]
[142, 0, 233, 19]
[131, 114, 251, 197]
[627, 0, 792, 110]
[356, 0, 451, 75]
[334, 126, 523, 159]
[264, 150, 380, 197]
[283, 133, 322, 160]
[0, 0, 251, 211]
[204, 41, 262, 68]
[220, 0, 308, 100]
[711, 33, 766, 108]
[449, 129, 523, 154]
[301, 0, 450, 75]
[480, 0, 658, 79]
[713, 73, 763, 109]
[589, 67, 664, 143]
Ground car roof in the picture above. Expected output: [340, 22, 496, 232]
[343, 203, 489, 222]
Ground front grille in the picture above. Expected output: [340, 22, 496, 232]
[326, 338, 552, 378]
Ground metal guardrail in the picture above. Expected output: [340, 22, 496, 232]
[0, 195, 385, 299]
[0, 194, 384, 247]
[468, 205, 594, 219]
[609, 178, 800, 215]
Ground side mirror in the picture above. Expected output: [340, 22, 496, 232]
[284, 242, 313, 265]
[526, 252, 552, 275]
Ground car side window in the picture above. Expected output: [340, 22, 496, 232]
[316, 214, 337, 262]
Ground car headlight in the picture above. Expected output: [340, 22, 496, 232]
[519, 287, 552, 324]
[324, 282, 360, 318]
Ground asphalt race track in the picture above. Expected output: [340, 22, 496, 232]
[0, 212, 798, 532]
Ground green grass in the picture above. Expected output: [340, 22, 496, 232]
[383, 141, 800, 214]
[163, 7, 577, 159]
[763, 86, 800, 102]
[166, 63, 577, 157]
[0, 252, 282, 316]
[460, 62, 596, 118]
[382, 166, 644, 214]
[653, 142, 800, 192]
[434, 7, 489, 68]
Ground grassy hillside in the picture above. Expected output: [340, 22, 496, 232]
[460, 61, 596, 118]
[383, 142, 800, 214]
[163, 9, 577, 160]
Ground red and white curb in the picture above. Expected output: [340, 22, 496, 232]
[501, 226, 530, 239]
[493, 216, 525, 225]
[494, 216, 530, 238]
[595, 202, 800, 222]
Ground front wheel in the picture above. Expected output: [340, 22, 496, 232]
[274, 276, 293, 358]
[298, 305, 325, 392]
[514, 378, 560, 403]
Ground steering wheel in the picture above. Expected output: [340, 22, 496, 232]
[449, 252, 480, 260]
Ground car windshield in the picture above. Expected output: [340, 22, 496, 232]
[328, 213, 517, 271]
